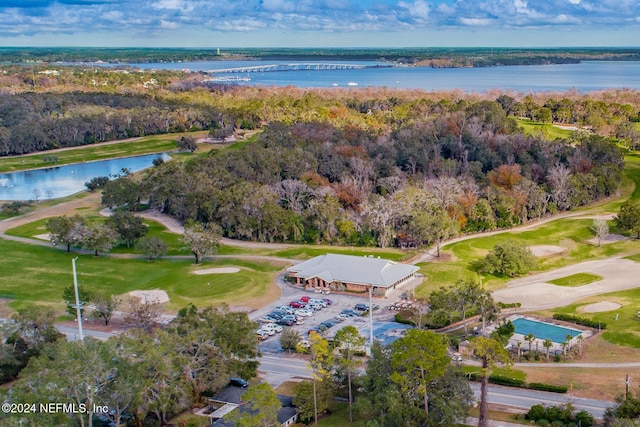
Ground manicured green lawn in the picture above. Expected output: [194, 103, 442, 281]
[418, 217, 637, 296]
[0, 237, 281, 312]
[271, 246, 409, 261]
[5, 217, 190, 256]
[548, 273, 603, 287]
[0, 132, 207, 174]
[516, 119, 575, 140]
[554, 286, 640, 348]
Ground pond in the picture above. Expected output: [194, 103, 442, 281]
[0, 153, 170, 201]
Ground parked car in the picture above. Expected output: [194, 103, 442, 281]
[309, 298, 327, 307]
[262, 324, 283, 333]
[282, 314, 298, 323]
[295, 309, 313, 317]
[300, 295, 311, 302]
[257, 327, 275, 336]
[258, 316, 276, 323]
[289, 301, 305, 308]
[336, 314, 349, 321]
[322, 298, 333, 305]
[277, 318, 294, 326]
[340, 309, 358, 317]
[354, 303, 369, 311]
[256, 331, 269, 341]
[268, 311, 285, 319]
[308, 303, 323, 311]
[320, 320, 336, 328]
[230, 377, 249, 388]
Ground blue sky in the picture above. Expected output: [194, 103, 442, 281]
[0, 0, 638, 47]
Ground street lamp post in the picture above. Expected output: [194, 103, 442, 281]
[72, 257, 84, 342]
[369, 285, 374, 350]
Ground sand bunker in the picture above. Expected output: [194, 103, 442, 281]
[582, 301, 622, 313]
[193, 267, 240, 275]
[34, 233, 51, 241]
[587, 234, 627, 245]
[128, 290, 170, 304]
[529, 245, 565, 257]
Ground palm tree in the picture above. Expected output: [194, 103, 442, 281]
[566, 334, 574, 352]
[543, 339, 553, 361]
[471, 337, 512, 427]
[576, 335, 584, 354]
[525, 333, 535, 353]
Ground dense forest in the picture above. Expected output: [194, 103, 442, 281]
[0, 65, 636, 246]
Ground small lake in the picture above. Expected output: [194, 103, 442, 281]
[0, 153, 170, 201]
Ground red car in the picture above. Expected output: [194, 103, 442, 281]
[289, 301, 306, 308]
[300, 295, 311, 302]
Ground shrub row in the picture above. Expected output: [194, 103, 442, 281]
[552, 313, 606, 329]
[528, 382, 569, 393]
[467, 373, 566, 393]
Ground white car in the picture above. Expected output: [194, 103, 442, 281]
[336, 314, 349, 321]
[262, 324, 283, 333]
[257, 328, 275, 336]
[309, 298, 327, 307]
[296, 309, 313, 317]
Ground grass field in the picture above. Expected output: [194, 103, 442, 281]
[0, 237, 283, 313]
[516, 119, 576, 140]
[548, 273, 604, 287]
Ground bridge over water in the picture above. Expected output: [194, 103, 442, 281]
[206, 63, 389, 74]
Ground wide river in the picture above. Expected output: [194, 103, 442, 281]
[121, 60, 640, 92]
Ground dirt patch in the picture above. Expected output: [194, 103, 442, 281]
[582, 301, 622, 313]
[587, 233, 627, 245]
[528, 245, 565, 257]
[34, 233, 50, 241]
[193, 267, 240, 274]
[127, 290, 170, 304]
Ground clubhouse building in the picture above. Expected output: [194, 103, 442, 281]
[287, 253, 420, 296]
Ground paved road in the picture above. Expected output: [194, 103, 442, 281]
[55, 324, 116, 341]
[258, 354, 614, 418]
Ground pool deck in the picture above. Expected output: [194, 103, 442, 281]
[501, 315, 592, 354]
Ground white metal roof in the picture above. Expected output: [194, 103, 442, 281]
[287, 253, 418, 288]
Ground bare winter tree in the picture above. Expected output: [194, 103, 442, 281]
[591, 218, 609, 247]
[547, 164, 573, 211]
[275, 179, 312, 213]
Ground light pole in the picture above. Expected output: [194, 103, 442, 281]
[72, 257, 84, 342]
[369, 285, 374, 351]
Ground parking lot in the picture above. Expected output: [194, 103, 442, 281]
[251, 274, 419, 353]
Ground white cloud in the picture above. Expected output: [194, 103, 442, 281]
[154, 0, 183, 9]
[567, 0, 581, 4]
[261, 0, 296, 13]
[514, 0, 528, 13]
[459, 17, 493, 26]
[160, 19, 177, 28]
[398, 0, 430, 20]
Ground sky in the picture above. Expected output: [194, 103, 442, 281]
[0, 0, 638, 48]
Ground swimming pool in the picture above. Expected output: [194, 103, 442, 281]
[512, 318, 582, 343]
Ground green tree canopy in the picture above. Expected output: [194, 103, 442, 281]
[477, 240, 537, 277]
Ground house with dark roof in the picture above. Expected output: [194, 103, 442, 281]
[287, 253, 420, 296]
[197, 385, 298, 427]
